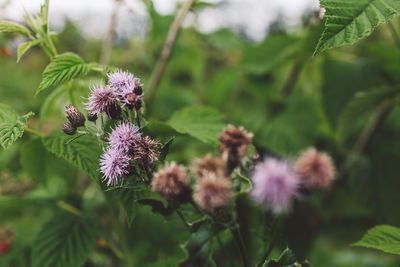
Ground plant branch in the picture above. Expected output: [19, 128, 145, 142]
[280, 58, 305, 97]
[100, 0, 121, 65]
[144, 0, 196, 106]
[56, 200, 82, 216]
[24, 127, 44, 138]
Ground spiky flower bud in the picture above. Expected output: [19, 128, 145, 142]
[151, 162, 189, 199]
[132, 136, 160, 166]
[134, 85, 143, 95]
[62, 123, 77, 135]
[87, 111, 98, 122]
[193, 173, 232, 212]
[65, 105, 85, 127]
[194, 153, 226, 179]
[293, 148, 335, 189]
[106, 103, 122, 120]
[86, 85, 118, 115]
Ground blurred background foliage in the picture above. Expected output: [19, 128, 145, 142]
[1, 1, 400, 266]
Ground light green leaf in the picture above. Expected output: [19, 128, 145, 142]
[36, 52, 90, 95]
[0, 21, 31, 37]
[31, 213, 96, 267]
[0, 103, 34, 149]
[40, 0, 49, 32]
[353, 225, 400, 255]
[42, 134, 102, 180]
[314, 0, 400, 55]
[168, 106, 225, 146]
[17, 39, 40, 62]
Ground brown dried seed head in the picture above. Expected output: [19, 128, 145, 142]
[151, 162, 189, 198]
[194, 153, 226, 179]
[219, 124, 253, 157]
[132, 136, 160, 166]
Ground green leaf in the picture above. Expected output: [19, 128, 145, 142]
[179, 223, 212, 267]
[179, 204, 207, 227]
[314, 0, 400, 55]
[17, 39, 40, 62]
[168, 106, 225, 146]
[20, 138, 49, 184]
[233, 171, 252, 196]
[40, 0, 49, 32]
[0, 103, 34, 149]
[31, 213, 96, 267]
[263, 248, 310, 267]
[0, 21, 32, 37]
[353, 225, 400, 255]
[36, 52, 90, 95]
[159, 137, 175, 162]
[42, 134, 102, 180]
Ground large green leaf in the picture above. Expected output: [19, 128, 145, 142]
[31, 213, 96, 267]
[42, 134, 102, 180]
[36, 52, 90, 95]
[168, 106, 225, 146]
[0, 21, 32, 37]
[353, 225, 400, 255]
[314, 0, 400, 55]
[0, 103, 34, 149]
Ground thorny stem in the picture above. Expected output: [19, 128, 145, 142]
[388, 21, 400, 51]
[144, 0, 197, 107]
[24, 127, 44, 138]
[229, 224, 250, 267]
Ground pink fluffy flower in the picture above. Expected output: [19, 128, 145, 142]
[107, 70, 135, 92]
[107, 70, 143, 109]
[251, 158, 299, 214]
[108, 121, 141, 153]
[86, 84, 117, 115]
[99, 148, 130, 186]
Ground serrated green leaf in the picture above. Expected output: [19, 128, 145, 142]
[17, 39, 40, 62]
[168, 106, 225, 146]
[36, 52, 90, 95]
[0, 21, 32, 37]
[353, 225, 400, 255]
[0, 103, 34, 149]
[314, 0, 400, 55]
[31, 213, 96, 267]
[42, 134, 102, 180]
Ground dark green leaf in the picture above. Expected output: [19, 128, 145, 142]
[263, 248, 310, 267]
[179, 223, 212, 267]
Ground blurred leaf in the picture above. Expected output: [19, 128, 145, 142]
[0, 21, 31, 37]
[314, 0, 400, 55]
[179, 223, 211, 267]
[160, 137, 175, 162]
[17, 39, 40, 62]
[168, 106, 225, 146]
[353, 225, 400, 255]
[42, 134, 101, 180]
[233, 171, 252, 196]
[20, 138, 49, 184]
[40, 0, 49, 33]
[36, 52, 90, 95]
[179, 203, 207, 227]
[263, 248, 310, 267]
[241, 34, 299, 75]
[206, 69, 238, 107]
[0, 103, 34, 149]
[143, 120, 177, 144]
[31, 213, 96, 267]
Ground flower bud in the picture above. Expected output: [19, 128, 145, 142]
[151, 162, 189, 199]
[87, 111, 98, 122]
[106, 103, 122, 120]
[65, 105, 85, 127]
[134, 85, 143, 95]
[194, 153, 226, 179]
[62, 123, 77, 135]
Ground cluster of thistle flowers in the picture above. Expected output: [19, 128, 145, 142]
[151, 124, 336, 215]
[62, 70, 160, 186]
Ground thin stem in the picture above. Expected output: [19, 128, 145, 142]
[101, 236, 125, 260]
[388, 21, 400, 51]
[100, 0, 120, 65]
[56, 200, 82, 216]
[229, 225, 250, 267]
[176, 209, 190, 230]
[144, 0, 197, 107]
[135, 110, 141, 129]
[24, 127, 44, 137]
[280, 58, 305, 97]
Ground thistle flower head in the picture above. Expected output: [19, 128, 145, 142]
[151, 162, 189, 199]
[108, 121, 141, 153]
[251, 158, 299, 215]
[219, 124, 253, 157]
[86, 84, 117, 115]
[293, 148, 335, 189]
[194, 153, 226, 179]
[87, 111, 98, 122]
[99, 148, 130, 186]
[62, 123, 76, 135]
[107, 70, 135, 92]
[193, 173, 232, 212]
[132, 136, 159, 166]
[65, 105, 85, 127]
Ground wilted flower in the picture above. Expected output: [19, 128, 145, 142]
[87, 111, 98, 122]
[86, 84, 118, 115]
[62, 123, 76, 135]
[108, 122, 141, 153]
[251, 158, 299, 215]
[193, 173, 232, 212]
[132, 136, 159, 166]
[194, 153, 226, 179]
[99, 148, 130, 186]
[293, 148, 335, 189]
[151, 162, 189, 199]
[64, 105, 85, 127]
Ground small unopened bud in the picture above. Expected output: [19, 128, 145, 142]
[87, 111, 98, 122]
[134, 99, 142, 110]
[65, 105, 85, 127]
[62, 123, 77, 135]
[134, 85, 143, 95]
[106, 103, 121, 120]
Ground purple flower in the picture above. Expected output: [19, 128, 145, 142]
[107, 70, 143, 109]
[86, 84, 117, 115]
[99, 148, 130, 186]
[250, 158, 299, 214]
[107, 70, 135, 92]
[109, 121, 141, 153]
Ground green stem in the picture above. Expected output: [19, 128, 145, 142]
[24, 127, 44, 137]
[230, 225, 249, 267]
[56, 200, 82, 216]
